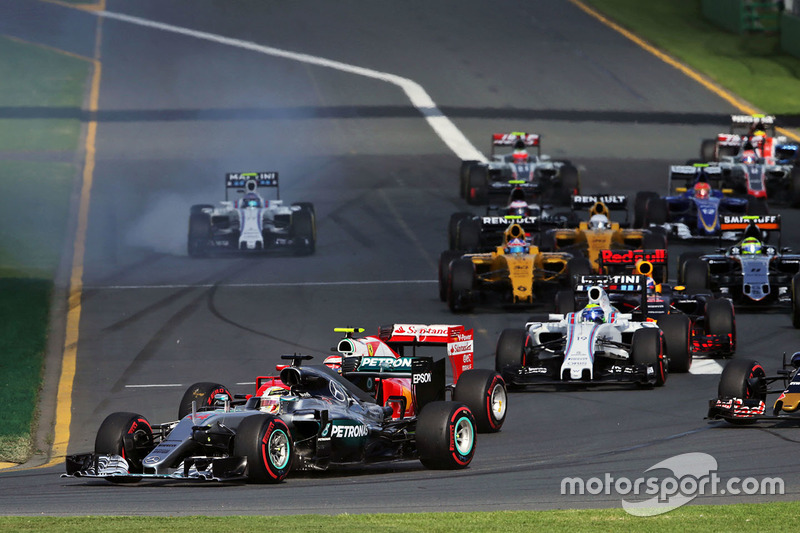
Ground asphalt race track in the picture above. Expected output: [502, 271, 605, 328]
[1, 0, 799, 516]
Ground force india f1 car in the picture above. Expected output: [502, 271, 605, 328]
[543, 195, 668, 279]
[188, 172, 316, 257]
[439, 221, 581, 312]
[495, 274, 677, 388]
[460, 132, 580, 206]
[677, 215, 800, 326]
[700, 114, 800, 206]
[64, 343, 491, 484]
[634, 164, 752, 241]
[707, 354, 800, 424]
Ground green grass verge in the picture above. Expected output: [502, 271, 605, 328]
[0, 502, 798, 531]
[582, 0, 800, 115]
[0, 36, 89, 463]
[0, 279, 52, 463]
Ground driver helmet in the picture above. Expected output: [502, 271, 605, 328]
[741, 236, 762, 255]
[512, 139, 529, 164]
[582, 303, 605, 324]
[507, 200, 531, 217]
[259, 386, 286, 414]
[505, 237, 529, 255]
[588, 214, 610, 230]
[240, 192, 262, 208]
[646, 277, 656, 294]
[791, 351, 800, 369]
[693, 182, 711, 200]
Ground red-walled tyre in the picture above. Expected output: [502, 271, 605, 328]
[94, 412, 154, 483]
[178, 382, 233, 420]
[453, 369, 507, 433]
[416, 402, 476, 469]
[233, 415, 293, 483]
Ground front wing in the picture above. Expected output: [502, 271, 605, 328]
[63, 453, 248, 482]
[501, 362, 660, 387]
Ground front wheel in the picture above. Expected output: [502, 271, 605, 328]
[438, 250, 462, 302]
[793, 273, 800, 329]
[416, 402, 476, 469]
[495, 328, 527, 373]
[94, 412, 154, 482]
[233, 415, 293, 483]
[188, 212, 212, 257]
[718, 359, 766, 406]
[630, 328, 667, 386]
[447, 258, 475, 312]
[656, 314, 692, 373]
[453, 369, 507, 433]
[290, 207, 316, 255]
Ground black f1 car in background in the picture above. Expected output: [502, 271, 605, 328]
[64, 351, 483, 483]
[460, 132, 580, 206]
[699, 114, 800, 206]
[707, 353, 800, 424]
[676, 215, 800, 327]
[188, 172, 316, 256]
[634, 164, 752, 241]
[495, 274, 680, 388]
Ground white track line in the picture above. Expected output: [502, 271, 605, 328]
[85, 279, 437, 290]
[689, 359, 724, 375]
[94, 10, 486, 162]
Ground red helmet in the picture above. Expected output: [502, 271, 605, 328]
[694, 182, 711, 199]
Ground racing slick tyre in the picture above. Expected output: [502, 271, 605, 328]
[438, 250, 463, 302]
[290, 206, 316, 255]
[633, 191, 659, 228]
[178, 382, 234, 420]
[566, 257, 592, 284]
[700, 139, 717, 162]
[791, 167, 800, 208]
[188, 212, 212, 257]
[555, 164, 580, 206]
[416, 401, 476, 469]
[630, 328, 667, 386]
[94, 412, 154, 483]
[291, 201, 316, 216]
[644, 198, 668, 226]
[792, 273, 800, 329]
[677, 251, 704, 285]
[448, 212, 472, 250]
[717, 359, 767, 424]
[456, 217, 482, 252]
[460, 160, 478, 198]
[682, 259, 709, 291]
[453, 369, 507, 433]
[656, 314, 692, 373]
[447, 258, 475, 312]
[555, 289, 576, 314]
[495, 328, 527, 373]
[233, 415, 293, 483]
[190, 204, 214, 215]
[706, 298, 736, 354]
[466, 165, 489, 205]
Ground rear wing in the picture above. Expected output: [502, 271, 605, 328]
[730, 114, 776, 136]
[574, 274, 647, 293]
[378, 324, 474, 381]
[571, 195, 627, 211]
[225, 171, 279, 202]
[480, 214, 542, 231]
[720, 215, 780, 232]
[597, 249, 667, 269]
[669, 164, 724, 191]
[491, 132, 541, 157]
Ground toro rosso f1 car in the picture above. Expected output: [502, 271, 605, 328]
[64, 352, 482, 483]
[495, 274, 674, 388]
[708, 354, 800, 424]
[188, 172, 316, 256]
[460, 132, 580, 206]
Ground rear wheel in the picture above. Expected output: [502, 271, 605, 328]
[700, 139, 717, 162]
[438, 250, 462, 302]
[630, 328, 667, 386]
[682, 259, 709, 291]
[188, 213, 212, 257]
[634, 192, 659, 228]
[178, 382, 233, 420]
[792, 273, 800, 329]
[747, 198, 769, 216]
[453, 369, 507, 433]
[290, 206, 316, 255]
[706, 298, 736, 353]
[94, 412, 154, 482]
[448, 212, 472, 249]
[495, 328, 527, 373]
[457, 217, 482, 252]
[555, 289, 575, 314]
[566, 257, 593, 284]
[656, 314, 692, 373]
[791, 167, 800, 208]
[447, 258, 475, 312]
[556, 164, 580, 206]
[416, 402, 476, 469]
[467, 165, 489, 205]
[233, 415, 293, 483]
[644, 198, 668, 225]
[460, 160, 478, 198]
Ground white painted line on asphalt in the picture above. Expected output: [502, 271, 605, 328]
[93, 10, 487, 162]
[84, 279, 437, 290]
[689, 359, 724, 375]
[125, 383, 183, 388]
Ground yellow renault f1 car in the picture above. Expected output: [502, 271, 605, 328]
[438, 222, 586, 312]
[542, 195, 668, 282]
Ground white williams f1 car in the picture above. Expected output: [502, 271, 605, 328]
[188, 172, 316, 257]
